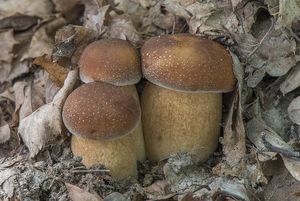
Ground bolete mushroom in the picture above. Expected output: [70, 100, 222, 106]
[141, 34, 236, 162]
[63, 82, 141, 179]
[65, 38, 145, 180]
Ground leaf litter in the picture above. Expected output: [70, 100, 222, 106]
[0, 0, 300, 200]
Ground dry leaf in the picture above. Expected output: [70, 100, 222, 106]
[53, 25, 98, 64]
[107, 16, 141, 45]
[103, 192, 127, 201]
[0, 169, 17, 198]
[45, 76, 61, 103]
[263, 158, 300, 201]
[288, 96, 300, 125]
[0, 125, 10, 144]
[277, 0, 300, 28]
[52, 0, 80, 13]
[84, 5, 110, 33]
[219, 53, 246, 176]
[143, 180, 175, 200]
[281, 156, 300, 182]
[0, 0, 53, 19]
[22, 17, 66, 60]
[163, 153, 255, 201]
[280, 63, 300, 95]
[34, 56, 69, 87]
[66, 183, 102, 201]
[0, 30, 18, 83]
[18, 70, 78, 158]
[0, 15, 39, 31]
[13, 72, 45, 120]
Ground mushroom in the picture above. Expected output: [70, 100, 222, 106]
[65, 38, 145, 179]
[141, 34, 236, 162]
[63, 82, 141, 179]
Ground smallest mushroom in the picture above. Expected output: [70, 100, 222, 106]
[63, 82, 141, 180]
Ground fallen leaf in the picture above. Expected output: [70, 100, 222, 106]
[22, 17, 66, 60]
[280, 63, 300, 95]
[0, 30, 18, 83]
[53, 25, 98, 64]
[84, 5, 110, 33]
[18, 70, 78, 158]
[219, 53, 247, 176]
[163, 153, 256, 201]
[34, 56, 69, 87]
[66, 183, 102, 201]
[13, 72, 45, 120]
[0, 0, 53, 19]
[288, 96, 300, 125]
[0, 14, 39, 31]
[107, 16, 141, 45]
[144, 180, 175, 200]
[277, 0, 300, 28]
[0, 124, 10, 144]
[52, 0, 80, 13]
[45, 76, 61, 103]
[0, 169, 17, 198]
[281, 156, 300, 182]
[263, 157, 300, 201]
[103, 192, 127, 201]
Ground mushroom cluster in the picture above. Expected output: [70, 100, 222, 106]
[63, 39, 145, 180]
[62, 34, 236, 180]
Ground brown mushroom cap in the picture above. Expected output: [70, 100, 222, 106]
[79, 38, 141, 86]
[141, 34, 236, 93]
[62, 82, 141, 140]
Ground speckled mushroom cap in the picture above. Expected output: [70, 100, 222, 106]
[79, 38, 141, 86]
[141, 34, 236, 92]
[62, 82, 141, 140]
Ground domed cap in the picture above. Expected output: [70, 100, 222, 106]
[79, 38, 141, 86]
[141, 34, 236, 92]
[62, 82, 141, 140]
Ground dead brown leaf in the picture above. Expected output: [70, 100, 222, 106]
[263, 157, 300, 201]
[84, 4, 110, 33]
[107, 16, 141, 45]
[34, 56, 68, 87]
[288, 96, 300, 125]
[143, 180, 175, 200]
[18, 70, 77, 158]
[280, 63, 300, 95]
[66, 183, 102, 201]
[0, 30, 18, 83]
[22, 17, 66, 60]
[53, 25, 98, 64]
[52, 0, 81, 14]
[0, 125, 10, 144]
[0, 0, 53, 19]
[0, 14, 39, 31]
[12, 71, 45, 120]
[218, 53, 247, 177]
[45, 76, 61, 103]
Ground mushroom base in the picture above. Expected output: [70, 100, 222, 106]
[141, 83, 222, 162]
[71, 122, 144, 180]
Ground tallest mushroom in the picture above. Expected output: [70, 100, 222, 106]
[141, 34, 236, 162]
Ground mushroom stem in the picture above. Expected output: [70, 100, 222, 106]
[71, 120, 143, 179]
[141, 82, 222, 162]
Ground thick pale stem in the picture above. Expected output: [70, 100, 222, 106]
[71, 85, 145, 180]
[141, 83, 222, 162]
